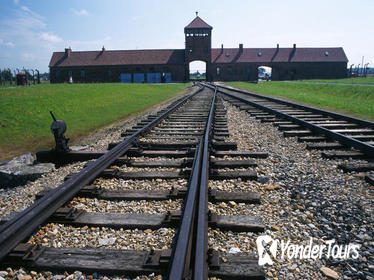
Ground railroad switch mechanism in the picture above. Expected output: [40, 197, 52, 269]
[6, 243, 45, 263]
[143, 249, 171, 268]
[50, 111, 70, 152]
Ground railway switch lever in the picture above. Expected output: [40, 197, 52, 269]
[50, 111, 70, 152]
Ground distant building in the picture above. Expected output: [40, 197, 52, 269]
[49, 15, 348, 83]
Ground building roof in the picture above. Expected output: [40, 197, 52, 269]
[49, 47, 348, 68]
[211, 47, 348, 63]
[49, 49, 185, 67]
[185, 16, 212, 29]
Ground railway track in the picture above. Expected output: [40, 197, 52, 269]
[204, 83, 374, 184]
[0, 85, 268, 279]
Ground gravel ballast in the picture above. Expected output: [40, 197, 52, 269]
[218, 100, 374, 280]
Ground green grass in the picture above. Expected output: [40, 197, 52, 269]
[298, 77, 374, 84]
[226, 81, 374, 121]
[0, 83, 189, 160]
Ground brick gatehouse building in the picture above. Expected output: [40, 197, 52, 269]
[49, 15, 348, 83]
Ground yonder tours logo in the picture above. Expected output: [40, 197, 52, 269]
[256, 235, 360, 266]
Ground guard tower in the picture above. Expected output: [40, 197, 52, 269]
[184, 13, 212, 81]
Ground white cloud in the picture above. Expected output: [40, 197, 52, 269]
[0, 5, 65, 71]
[40, 32, 62, 43]
[13, 0, 19, 4]
[0, 38, 15, 47]
[70, 8, 89, 16]
[5, 42, 15, 47]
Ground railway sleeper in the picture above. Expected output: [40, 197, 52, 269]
[365, 172, 374, 185]
[306, 142, 347, 150]
[338, 162, 374, 172]
[298, 136, 328, 142]
[213, 150, 268, 158]
[0, 209, 264, 232]
[2, 244, 264, 279]
[109, 141, 237, 151]
[81, 158, 257, 169]
[36, 186, 261, 204]
[283, 130, 313, 137]
[86, 168, 258, 181]
[321, 151, 368, 159]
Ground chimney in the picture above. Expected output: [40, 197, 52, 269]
[102, 46, 106, 52]
[221, 44, 224, 53]
[65, 47, 72, 57]
[239, 43, 243, 52]
[293, 43, 296, 49]
[277, 44, 279, 49]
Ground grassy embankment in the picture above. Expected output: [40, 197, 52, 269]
[226, 81, 374, 121]
[298, 77, 374, 84]
[0, 83, 189, 160]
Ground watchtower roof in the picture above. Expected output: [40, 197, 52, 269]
[185, 16, 212, 29]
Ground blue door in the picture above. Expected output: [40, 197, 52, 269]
[147, 73, 161, 83]
[165, 72, 172, 83]
[134, 73, 145, 83]
[120, 73, 131, 83]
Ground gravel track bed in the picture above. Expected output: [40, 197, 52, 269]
[221, 100, 374, 280]
[67, 197, 182, 214]
[209, 179, 259, 192]
[0, 162, 85, 220]
[28, 223, 174, 251]
[93, 178, 188, 191]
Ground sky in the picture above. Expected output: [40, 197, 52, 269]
[0, 0, 373, 73]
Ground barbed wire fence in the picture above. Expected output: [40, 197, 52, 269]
[0, 68, 42, 86]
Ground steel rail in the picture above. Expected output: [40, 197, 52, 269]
[215, 83, 374, 129]
[167, 141, 203, 279]
[204, 83, 374, 157]
[167, 86, 216, 279]
[194, 86, 216, 279]
[0, 86, 204, 262]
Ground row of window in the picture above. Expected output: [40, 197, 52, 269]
[56, 68, 170, 78]
[216, 66, 251, 76]
[186, 33, 209, 37]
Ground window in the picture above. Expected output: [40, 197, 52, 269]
[225, 52, 230, 57]
[80, 70, 85, 78]
[55, 71, 60, 78]
[108, 69, 112, 77]
[258, 52, 262, 56]
[324, 51, 329, 56]
[227, 67, 233, 75]
[216, 67, 220, 75]
[68, 70, 72, 77]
